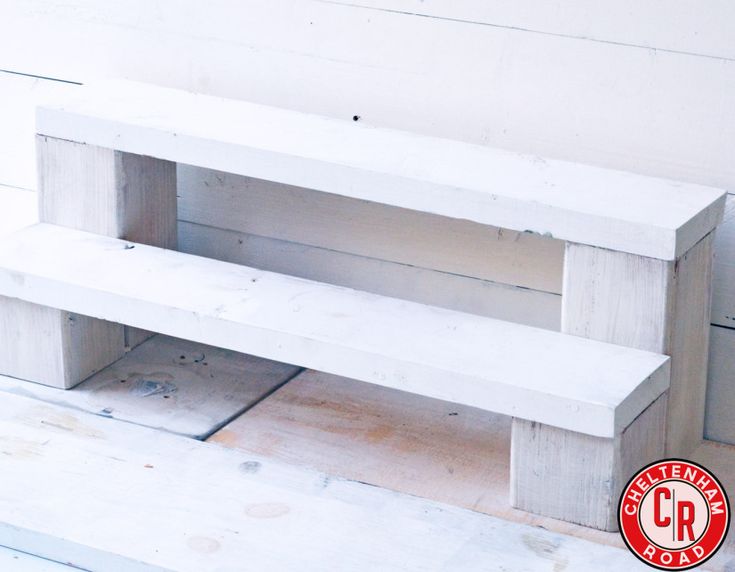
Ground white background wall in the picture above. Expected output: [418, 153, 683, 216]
[0, 0, 733, 441]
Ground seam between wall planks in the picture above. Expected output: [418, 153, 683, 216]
[182, 219, 563, 297]
[0, 69, 82, 85]
[316, 0, 735, 63]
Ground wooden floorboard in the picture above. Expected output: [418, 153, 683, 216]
[208, 369, 624, 546]
[0, 334, 300, 439]
[0, 390, 651, 571]
[209, 369, 735, 569]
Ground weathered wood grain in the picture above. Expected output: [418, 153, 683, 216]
[562, 235, 715, 455]
[38, 136, 177, 249]
[0, 334, 300, 439]
[510, 394, 667, 531]
[0, 223, 670, 438]
[209, 368, 623, 545]
[0, 296, 123, 389]
[210, 374, 735, 570]
[4, 136, 178, 388]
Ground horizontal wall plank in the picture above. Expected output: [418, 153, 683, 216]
[330, 1, 735, 60]
[179, 221, 562, 330]
[1, 1, 734, 191]
[178, 166, 564, 293]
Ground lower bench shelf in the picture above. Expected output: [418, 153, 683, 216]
[0, 223, 668, 438]
[0, 223, 670, 530]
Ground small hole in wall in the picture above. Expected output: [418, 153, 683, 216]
[353, 115, 360, 122]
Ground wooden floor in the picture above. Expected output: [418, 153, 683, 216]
[0, 342, 731, 569]
[0, 387, 651, 571]
[209, 368, 735, 570]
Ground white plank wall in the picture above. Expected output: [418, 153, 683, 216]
[0, 0, 734, 441]
[325, 1, 735, 60]
[2, 1, 735, 189]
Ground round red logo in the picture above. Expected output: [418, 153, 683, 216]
[619, 459, 730, 570]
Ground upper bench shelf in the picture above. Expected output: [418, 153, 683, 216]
[37, 80, 726, 260]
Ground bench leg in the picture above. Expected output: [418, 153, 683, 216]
[0, 136, 177, 388]
[510, 393, 667, 531]
[561, 234, 714, 457]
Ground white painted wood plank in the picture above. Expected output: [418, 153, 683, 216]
[38, 80, 726, 259]
[0, 296, 124, 389]
[0, 391, 654, 571]
[10, 136, 178, 388]
[510, 394, 667, 531]
[562, 245, 673, 354]
[178, 165, 565, 293]
[179, 221, 562, 330]
[711, 194, 735, 329]
[0, 546, 76, 571]
[4, 2, 735, 194]
[38, 136, 178, 248]
[705, 325, 735, 445]
[331, 0, 735, 60]
[563, 236, 715, 456]
[0, 334, 300, 439]
[0, 223, 668, 437]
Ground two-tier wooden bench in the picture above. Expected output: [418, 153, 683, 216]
[0, 80, 725, 531]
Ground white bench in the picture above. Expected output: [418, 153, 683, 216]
[0, 80, 725, 530]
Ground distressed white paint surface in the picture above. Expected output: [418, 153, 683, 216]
[562, 237, 715, 456]
[0, 334, 300, 439]
[38, 80, 725, 259]
[0, 223, 668, 437]
[0, 391, 653, 571]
